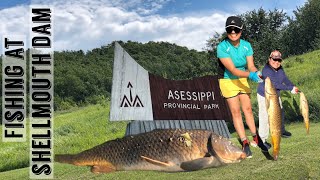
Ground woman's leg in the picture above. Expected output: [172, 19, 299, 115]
[239, 93, 256, 134]
[240, 93, 269, 152]
[226, 96, 246, 139]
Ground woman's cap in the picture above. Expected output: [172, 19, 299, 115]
[270, 50, 282, 60]
[225, 16, 243, 29]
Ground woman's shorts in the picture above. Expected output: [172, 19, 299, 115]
[219, 78, 251, 98]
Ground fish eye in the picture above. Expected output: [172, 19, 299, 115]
[178, 137, 185, 142]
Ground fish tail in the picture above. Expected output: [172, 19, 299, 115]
[55, 153, 96, 166]
[55, 154, 77, 165]
[55, 153, 117, 173]
[306, 122, 310, 134]
[271, 135, 280, 160]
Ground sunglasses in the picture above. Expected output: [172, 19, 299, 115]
[226, 27, 242, 34]
[271, 58, 282, 62]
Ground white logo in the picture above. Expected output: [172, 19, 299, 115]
[231, 20, 235, 23]
[120, 82, 144, 107]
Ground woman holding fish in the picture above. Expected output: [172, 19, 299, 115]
[257, 50, 299, 150]
[216, 16, 268, 158]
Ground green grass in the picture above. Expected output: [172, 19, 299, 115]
[1, 50, 320, 179]
[281, 50, 320, 121]
[54, 121, 317, 180]
[0, 103, 127, 174]
[53, 103, 127, 155]
[0, 104, 319, 179]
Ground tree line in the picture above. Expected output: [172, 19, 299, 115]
[0, 0, 319, 113]
[207, 0, 320, 66]
[54, 41, 214, 110]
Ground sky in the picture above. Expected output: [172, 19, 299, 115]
[0, 0, 308, 52]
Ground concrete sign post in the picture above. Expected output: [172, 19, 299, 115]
[110, 42, 153, 121]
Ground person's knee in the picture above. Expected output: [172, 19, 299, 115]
[242, 106, 253, 114]
[230, 107, 241, 115]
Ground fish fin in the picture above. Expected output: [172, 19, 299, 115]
[140, 155, 171, 167]
[91, 164, 116, 174]
[180, 156, 223, 171]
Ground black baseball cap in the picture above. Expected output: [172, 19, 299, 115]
[225, 16, 243, 29]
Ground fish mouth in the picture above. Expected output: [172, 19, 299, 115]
[216, 154, 245, 164]
[212, 150, 246, 164]
[209, 135, 246, 164]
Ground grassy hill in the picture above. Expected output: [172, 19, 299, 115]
[0, 103, 127, 173]
[0, 104, 319, 179]
[0, 50, 319, 179]
[281, 49, 320, 121]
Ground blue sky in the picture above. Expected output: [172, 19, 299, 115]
[157, 0, 300, 16]
[0, 0, 307, 52]
[0, 0, 30, 9]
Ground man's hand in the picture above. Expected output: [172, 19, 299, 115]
[291, 86, 299, 94]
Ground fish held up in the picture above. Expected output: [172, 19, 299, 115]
[300, 92, 310, 134]
[265, 77, 282, 161]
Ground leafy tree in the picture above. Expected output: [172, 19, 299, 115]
[121, 41, 213, 80]
[280, 0, 320, 55]
[206, 8, 287, 66]
[241, 8, 287, 65]
[52, 40, 214, 110]
[2, 1, 319, 113]
[205, 32, 223, 73]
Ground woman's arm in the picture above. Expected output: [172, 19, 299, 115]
[246, 55, 258, 72]
[219, 57, 250, 78]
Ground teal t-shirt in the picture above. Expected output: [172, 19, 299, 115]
[217, 39, 253, 79]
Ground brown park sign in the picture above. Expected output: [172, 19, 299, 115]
[110, 42, 231, 121]
[149, 74, 230, 120]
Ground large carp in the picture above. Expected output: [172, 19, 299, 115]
[55, 129, 246, 173]
[265, 77, 282, 160]
[300, 92, 310, 134]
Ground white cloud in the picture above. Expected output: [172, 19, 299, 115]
[0, 6, 29, 36]
[0, 0, 229, 52]
[32, 0, 172, 16]
[149, 14, 228, 50]
[0, 0, 307, 52]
